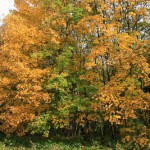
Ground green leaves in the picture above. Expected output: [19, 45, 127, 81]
[61, 4, 83, 24]
[29, 113, 51, 137]
[0, 1, 149, 148]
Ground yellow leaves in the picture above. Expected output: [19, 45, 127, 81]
[1, 105, 36, 133]
[117, 33, 135, 44]
[123, 135, 131, 142]
[43, 27, 60, 45]
[91, 103, 98, 111]
[85, 61, 96, 69]
[61, 72, 68, 77]
[86, 45, 108, 68]
[99, 82, 142, 124]
[121, 126, 150, 149]
[101, 3, 109, 11]
[93, 46, 107, 55]
[76, 114, 86, 127]
[0, 0, 149, 141]
[108, 115, 121, 125]
[80, 71, 100, 86]
[42, 93, 50, 101]
[87, 114, 100, 122]
[122, 63, 130, 70]
[115, 115, 121, 119]
[75, 15, 104, 35]
[138, 137, 149, 148]
[30, 69, 47, 79]
[123, 110, 137, 120]
[43, 131, 49, 137]
[4, 14, 45, 54]
[85, 4, 92, 12]
[93, 38, 99, 45]
[1, 77, 10, 85]
[51, 116, 69, 128]
[33, 85, 42, 91]
[136, 7, 147, 16]
[128, 12, 136, 18]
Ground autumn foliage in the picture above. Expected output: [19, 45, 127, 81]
[0, 0, 150, 149]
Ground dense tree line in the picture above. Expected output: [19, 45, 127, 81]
[0, 0, 150, 149]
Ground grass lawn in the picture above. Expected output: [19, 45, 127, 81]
[0, 134, 123, 150]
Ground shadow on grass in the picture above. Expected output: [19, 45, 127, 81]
[0, 133, 117, 150]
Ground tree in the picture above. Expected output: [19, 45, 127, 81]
[0, 0, 149, 148]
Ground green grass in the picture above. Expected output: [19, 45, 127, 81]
[0, 134, 123, 150]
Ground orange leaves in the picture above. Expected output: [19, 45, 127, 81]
[0, 104, 35, 134]
[106, 115, 121, 125]
[0, 9, 50, 135]
[51, 115, 70, 129]
[33, 85, 42, 91]
[92, 46, 107, 56]
[42, 93, 50, 101]
[1, 77, 10, 86]
[136, 7, 147, 16]
[4, 14, 45, 53]
[76, 114, 86, 127]
[80, 71, 101, 86]
[85, 4, 92, 12]
[74, 15, 104, 35]
[0, 0, 149, 144]
[91, 103, 99, 111]
[121, 125, 150, 149]
[29, 68, 47, 79]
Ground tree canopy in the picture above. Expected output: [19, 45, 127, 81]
[0, 0, 150, 149]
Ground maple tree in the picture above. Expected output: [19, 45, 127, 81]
[0, 0, 149, 148]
